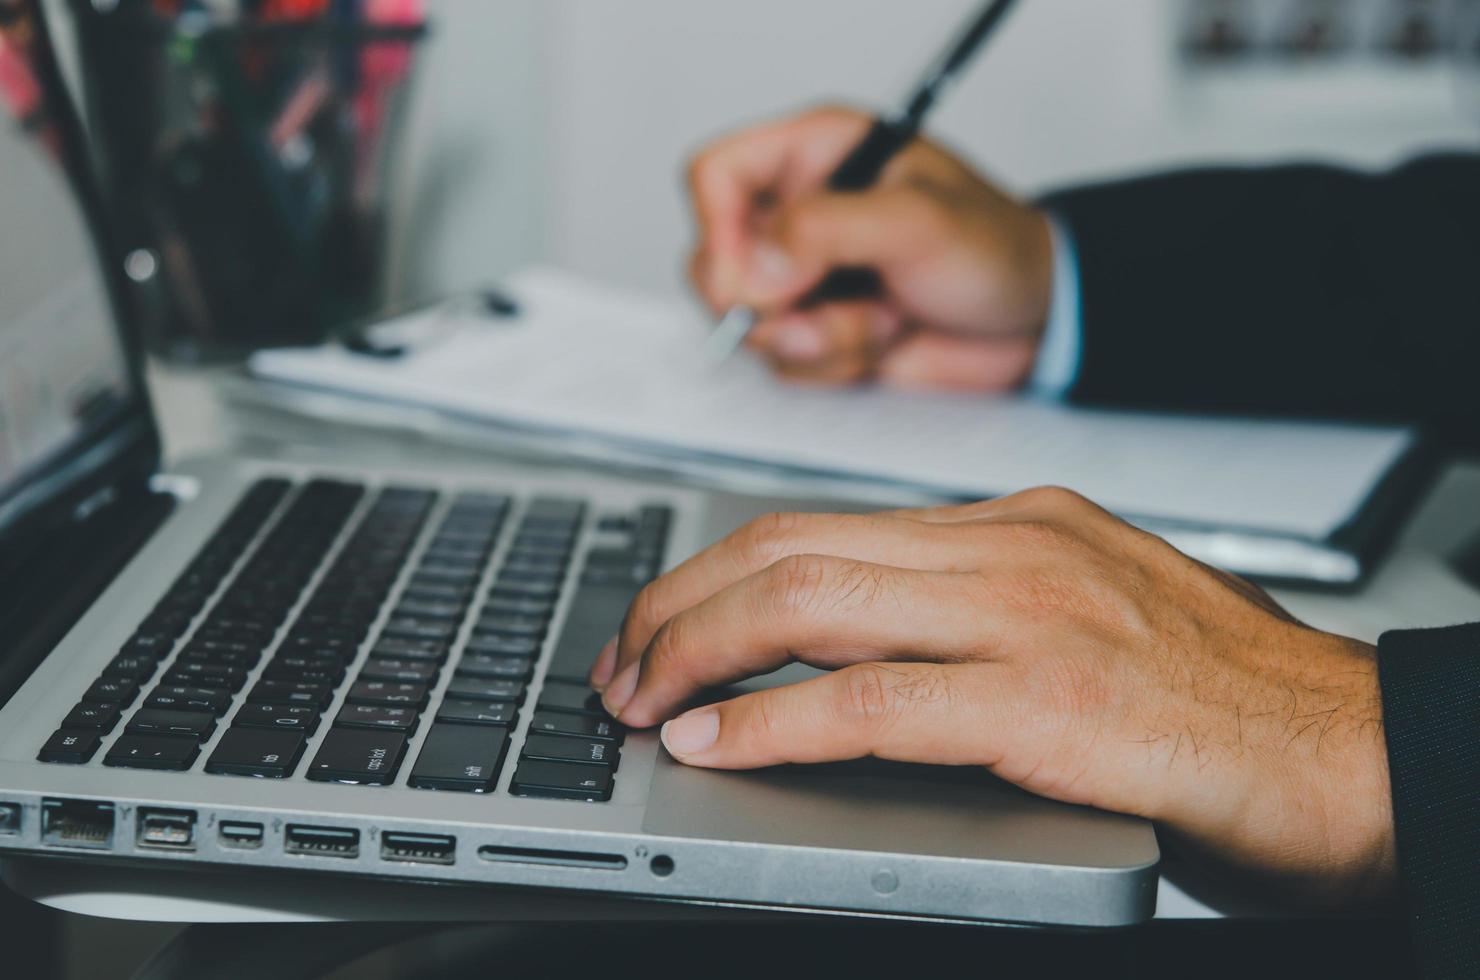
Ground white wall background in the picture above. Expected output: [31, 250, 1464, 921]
[393, 0, 1480, 301]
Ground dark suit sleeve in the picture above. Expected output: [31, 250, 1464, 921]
[1040, 154, 1480, 447]
[1378, 624, 1480, 979]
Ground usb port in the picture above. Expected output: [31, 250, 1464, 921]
[41, 798, 114, 850]
[136, 808, 196, 850]
[284, 824, 359, 859]
[0, 803, 20, 836]
[381, 831, 456, 866]
[218, 821, 264, 849]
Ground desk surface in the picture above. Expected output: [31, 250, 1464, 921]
[7, 361, 1479, 925]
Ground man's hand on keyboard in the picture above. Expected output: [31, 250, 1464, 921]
[590, 487, 1397, 906]
[686, 105, 1054, 389]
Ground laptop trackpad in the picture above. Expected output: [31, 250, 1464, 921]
[641, 665, 1157, 869]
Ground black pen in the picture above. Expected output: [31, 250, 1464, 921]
[705, 0, 1019, 363]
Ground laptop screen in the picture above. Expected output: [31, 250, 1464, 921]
[0, 2, 148, 533]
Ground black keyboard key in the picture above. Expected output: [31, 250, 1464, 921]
[392, 599, 466, 621]
[305, 728, 407, 785]
[200, 617, 278, 640]
[358, 658, 440, 685]
[522, 733, 619, 769]
[499, 563, 566, 585]
[370, 637, 448, 662]
[103, 654, 159, 683]
[281, 668, 348, 689]
[528, 710, 624, 744]
[38, 730, 101, 764]
[536, 681, 610, 717]
[163, 663, 247, 692]
[123, 632, 176, 658]
[437, 699, 518, 727]
[137, 611, 194, 639]
[104, 734, 200, 771]
[346, 680, 429, 709]
[233, 702, 320, 734]
[483, 596, 557, 619]
[544, 580, 644, 683]
[287, 615, 370, 636]
[126, 709, 217, 740]
[457, 654, 533, 681]
[265, 653, 347, 676]
[402, 580, 476, 603]
[247, 680, 335, 710]
[416, 558, 483, 576]
[444, 677, 525, 704]
[382, 618, 460, 643]
[580, 563, 657, 587]
[408, 724, 510, 793]
[177, 647, 261, 671]
[509, 759, 613, 801]
[501, 555, 568, 576]
[488, 580, 562, 602]
[335, 703, 419, 733]
[421, 544, 488, 565]
[523, 497, 585, 523]
[464, 635, 541, 659]
[509, 536, 572, 557]
[83, 677, 139, 707]
[454, 491, 511, 511]
[283, 628, 363, 649]
[185, 637, 264, 658]
[407, 566, 479, 586]
[205, 727, 306, 778]
[474, 615, 548, 639]
[60, 702, 122, 734]
[146, 685, 231, 716]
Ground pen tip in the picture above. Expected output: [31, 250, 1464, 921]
[704, 305, 758, 365]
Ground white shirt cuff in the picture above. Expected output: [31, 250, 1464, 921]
[1027, 215, 1083, 398]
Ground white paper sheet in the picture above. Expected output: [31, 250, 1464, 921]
[251, 267, 1415, 540]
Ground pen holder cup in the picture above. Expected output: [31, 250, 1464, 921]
[63, 1, 427, 361]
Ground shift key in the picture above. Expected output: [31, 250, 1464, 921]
[408, 724, 510, 792]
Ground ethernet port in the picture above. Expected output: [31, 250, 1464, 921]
[0, 803, 20, 835]
[136, 808, 196, 850]
[41, 798, 114, 850]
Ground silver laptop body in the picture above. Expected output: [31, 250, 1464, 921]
[0, 0, 1156, 928]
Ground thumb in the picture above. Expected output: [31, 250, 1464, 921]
[659, 662, 1011, 770]
[741, 185, 949, 311]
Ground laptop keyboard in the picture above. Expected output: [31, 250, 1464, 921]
[36, 478, 672, 803]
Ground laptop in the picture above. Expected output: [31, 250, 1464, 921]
[0, 1, 1157, 928]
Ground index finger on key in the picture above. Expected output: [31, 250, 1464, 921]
[609, 556, 999, 728]
[607, 512, 994, 684]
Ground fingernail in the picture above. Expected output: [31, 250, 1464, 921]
[589, 637, 618, 690]
[661, 708, 719, 758]
[773, 318, 826, 361]
[747, 243, 796, 296]
[603, 663, 639, 717]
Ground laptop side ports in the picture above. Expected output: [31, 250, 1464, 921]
[284, 824, 359, 859]
[381, 832, 456, 866]
[0, 803, 20, 836]
[41, 798, 114, 850]
[218, 821, 264, 849]
[136, 808, 196, 850]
